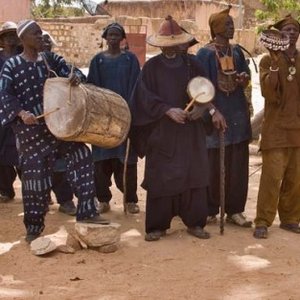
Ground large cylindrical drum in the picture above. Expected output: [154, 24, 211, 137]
[43, 78, 131, 148]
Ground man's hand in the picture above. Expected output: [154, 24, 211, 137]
[236, 72, 250, 88]
[165, 108, 188, 124]
[187, 104, 207, 121]
[19, 110, 38, 125]
[212, 110, 227, 132]
[269, 49, 280, 64]
[69, 74, 81, 86]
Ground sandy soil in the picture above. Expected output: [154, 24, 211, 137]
[1, 145, 300, 300]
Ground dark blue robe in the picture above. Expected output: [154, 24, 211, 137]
[87, 51, 140, 164]
[196, 44, 251, 148]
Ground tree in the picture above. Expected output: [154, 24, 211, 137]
[255, 0, 300, 30]
[31, 0, 85, 18]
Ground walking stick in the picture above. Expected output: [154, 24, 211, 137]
[219, 131, 225, 235]
[123, 138, 131, 215]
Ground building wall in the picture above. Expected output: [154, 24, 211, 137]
[39, 16, 258, 68]
[0, 0, 31, 22]
[105, 0, 244, 30]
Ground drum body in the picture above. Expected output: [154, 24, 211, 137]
[43, 78, 131, 148]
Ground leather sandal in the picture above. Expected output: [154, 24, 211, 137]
[145, 230, 166, 242]
[279, 223, 300, 234]
[78, 215, 110, 225]
[187, 226, 210, 239]
[253, 226, 268, 239]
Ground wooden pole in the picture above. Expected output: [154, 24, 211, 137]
[219, 131, 225, 235]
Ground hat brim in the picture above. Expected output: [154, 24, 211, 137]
[0, 28, 17, 39]
[0, 29, 17, 47]
[147, 32, 195, 47]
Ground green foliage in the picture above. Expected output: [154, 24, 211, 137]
[31, 0, 85, 18]
[256, 0, 300, 31]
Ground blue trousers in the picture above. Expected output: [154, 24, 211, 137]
[22, 142, 98, 235]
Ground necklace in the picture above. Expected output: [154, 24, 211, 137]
[214, 44, 234, 71]
[284, 50, 298, 82]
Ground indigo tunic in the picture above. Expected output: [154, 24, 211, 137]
[87, 51, 140, 164]
[196, 44, 251, 148]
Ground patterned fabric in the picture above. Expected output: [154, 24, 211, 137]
[0, 51, 19, 166]
[0, 52, 98, 235]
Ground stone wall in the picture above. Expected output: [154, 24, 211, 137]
[40, 16, 259, 68]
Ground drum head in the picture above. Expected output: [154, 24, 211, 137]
[187, 76, 215, 104]
[43, 77, 86, 140]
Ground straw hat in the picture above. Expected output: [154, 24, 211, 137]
[42, 30, 58, 46]
[0, 21, 17, 38]
[147, 16, 194, 48]
[0, 22, 17, 47]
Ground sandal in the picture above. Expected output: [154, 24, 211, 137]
[226, 213, 252, 228]
[253, 226, 268, 239]
[279, 223, 300, 234]
[145, 230, 166, 242]
[207, 215, 218, 224]
[187, 226, 210, 239]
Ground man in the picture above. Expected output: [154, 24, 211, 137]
[130, 16, 226, 241]
[254, 15, 300, 238]
[0, 20, 109, 243]
[0, 22, 21, 202]
[87, 23, 140, 214]
[196, 6, 252, 227]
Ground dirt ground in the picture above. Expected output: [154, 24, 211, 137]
[0, 145, 300, 300]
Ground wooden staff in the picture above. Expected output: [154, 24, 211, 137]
[219, 131, 225, 235]
[36, 107, 60, 119]
[122, 138, 131, 214]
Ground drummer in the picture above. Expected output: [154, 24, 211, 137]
[87, 23, 141, 214]
[0, 20, 109, 243]
[130, 16, 226, 241]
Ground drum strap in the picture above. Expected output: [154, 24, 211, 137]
[41, 53, 59, 78]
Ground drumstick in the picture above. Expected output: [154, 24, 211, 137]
[36, 107, 60, 119]
[184, 92, 205, 111]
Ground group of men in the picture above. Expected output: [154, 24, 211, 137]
[0, 6, 299, 243]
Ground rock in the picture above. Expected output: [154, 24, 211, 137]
[74, 222, 121, 248]
[96, 243, 119, 254]
[66, 232, 83, 251]
[30, 237, 57, 256]
[56, 245, 75, 254]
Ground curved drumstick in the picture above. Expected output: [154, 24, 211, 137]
[184, 92, 205, 111]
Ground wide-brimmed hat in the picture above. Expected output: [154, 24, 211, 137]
[42, 30, 58, 46]
[0, 22, 17, 47]
[0, 21, 17, 38]
[147, 16, 194, 48]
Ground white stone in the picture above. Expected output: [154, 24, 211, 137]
[74, 222, 121, 248]
[30, 237, 57, 256]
